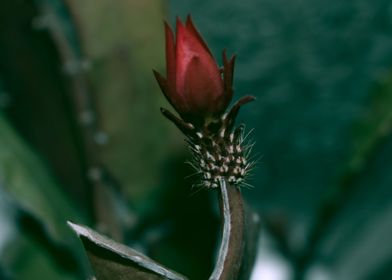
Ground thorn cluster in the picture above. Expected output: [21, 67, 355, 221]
[160, 95, 256, 189]
[188, 124, 254, 188]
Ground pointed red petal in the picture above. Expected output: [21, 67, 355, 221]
[153, 70, 189, 115]
[183, 56, 224, 114]
[153, 70, 170, 98]
[177, 17, 220, 96]
[222, 50, 236, 109]
[153, 70, 176, 108]
[160, 107, 195, 136]
[164, 21, 176, 87]
[223, 50, 236, 88]
[224, 95, 256, 132]
[185, 15, 213, 56]
[175, 17, 188, 97]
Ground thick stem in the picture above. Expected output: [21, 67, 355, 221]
[210, 179, 245, 280]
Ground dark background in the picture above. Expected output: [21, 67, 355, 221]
[0, 0, 391, 279]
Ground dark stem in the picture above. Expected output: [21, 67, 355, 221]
[210, 179, 245, 280]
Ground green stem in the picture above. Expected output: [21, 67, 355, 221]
[210, 179, 245, 280]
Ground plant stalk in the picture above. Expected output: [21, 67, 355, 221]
[210, 178, 245, 280]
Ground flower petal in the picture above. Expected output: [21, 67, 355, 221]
[183, 56, 224, 114]
[221, 50, 236, 109]
[153, 70, 188, 114]
[185, 15, 213, 57]
[175, 17, 189, 99]
[164, 21, 176, 88]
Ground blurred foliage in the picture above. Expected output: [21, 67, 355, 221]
[0, 113, 84, 242]
[0, 0, 391, 279]
[0, 112, 87, 278]
[350, 74, 392, 171]
[314, 74, 392, 279]
[0, 0, 216, 279]
[0, 0, 90, 209]
[64, 0, 182, 214]
[3, 232, 79, 280]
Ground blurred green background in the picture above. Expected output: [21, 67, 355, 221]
[0, 0, 391, 279]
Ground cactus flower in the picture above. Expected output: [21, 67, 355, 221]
[154, 16, 235, 123]
[154, 15, 256, 190]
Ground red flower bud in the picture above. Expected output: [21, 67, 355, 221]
[154, 16, 235, 123]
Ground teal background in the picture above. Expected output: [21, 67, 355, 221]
[0, 0, 391, 279]
[170, 1, 392, 279]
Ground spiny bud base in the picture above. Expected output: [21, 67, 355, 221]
[188, 125, 252, 188]
[161, 95, 256, 189]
